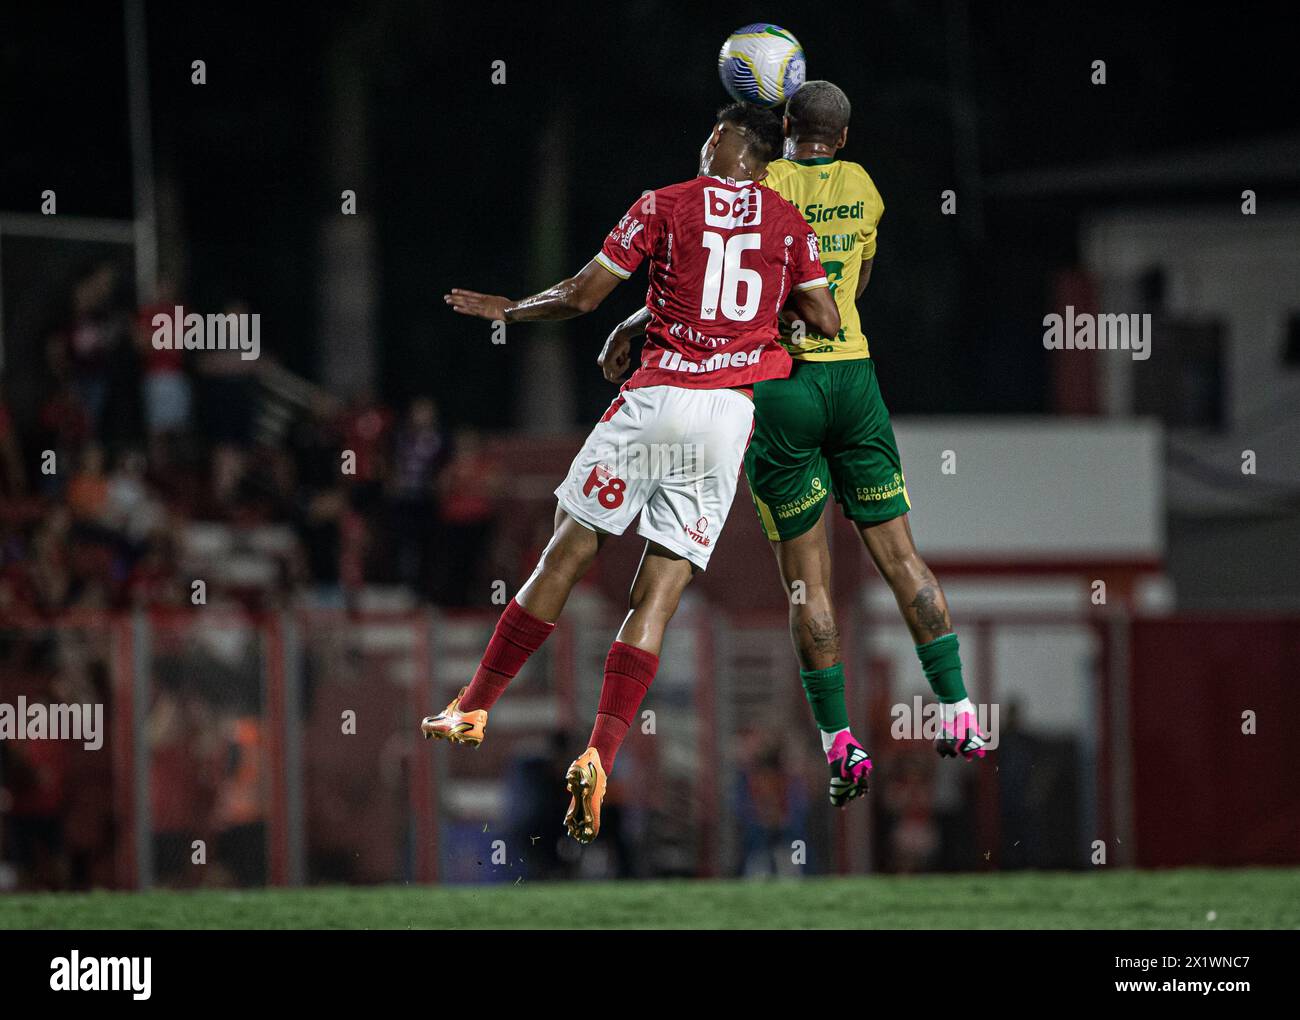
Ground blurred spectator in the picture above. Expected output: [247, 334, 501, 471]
[876, 748, 940, 873]
[9, 509, 77, 615]
[4, 705, 70, 890]
[103, 448, 165, 545]
[211, 715, 268, 887]
[340, 387, 392, 499]
[149, 686, 218, 887]
[135, 278, 192, 460]
[436, 427, 500, 606]
[388, 396, 445, 596]
[66, 444, 109, 522]
[37, 378, 93, 493]
[196, 299, 259, 506]
[54, 664, 115, 889]
[57, 263, 126, 431]
[125, 515, 184, 607]
[733, 729, 810, 877]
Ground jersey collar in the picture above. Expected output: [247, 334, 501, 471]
[790, 156, 836, 167]
[707, 174, 754, 187]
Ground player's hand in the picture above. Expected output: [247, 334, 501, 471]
[598, 329, 633, 383]
[777, 305, 799, 339]
[444, 289, 511, 322]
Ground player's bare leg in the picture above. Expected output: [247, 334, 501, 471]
[775, 514, 839, 670]
[772, 514, 873, 805]
[856, 513, 951, 643]
[515, 505, 607, 622]
[857, 513, 987, 759]
[422, 508, 605, 745]
[566, 542, 693, 843]
[613, 541, 696, 656]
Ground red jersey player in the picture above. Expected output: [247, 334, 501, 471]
[425, 104, 839, 844]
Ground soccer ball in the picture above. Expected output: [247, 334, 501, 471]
[717, 23, 806, 109]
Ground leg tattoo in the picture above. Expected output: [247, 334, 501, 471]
[907, 583, 952, 643]
[797, 612, 841, 668]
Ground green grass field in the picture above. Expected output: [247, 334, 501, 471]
[1, 868, 1297, 929]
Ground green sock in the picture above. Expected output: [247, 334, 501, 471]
[916, 633, 968, 704]
[800, 663, 850, 732]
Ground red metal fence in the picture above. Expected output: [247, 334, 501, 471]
[1, 607, 1294, 889]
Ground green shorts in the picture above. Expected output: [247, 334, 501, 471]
[744, 358, 910, 541]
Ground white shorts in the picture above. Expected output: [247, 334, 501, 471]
[555, 385, 755, 569]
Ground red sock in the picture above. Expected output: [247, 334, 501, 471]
[588, 641, 659, 773]
[459, 599, 555, 712]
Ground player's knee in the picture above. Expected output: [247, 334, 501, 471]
[630, 564, 693, 614]
[785, 575, 833, 623]
[861, 518, 923, 574]
[539, 534, 597, 581]
[876, 544, 924, 584]
[558, 548, 598, 582]
[648, 567, 695, 606]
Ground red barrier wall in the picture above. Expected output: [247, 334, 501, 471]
[1130, 617, 1300, 866]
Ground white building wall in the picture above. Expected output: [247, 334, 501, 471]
[1082, 206, 1300, 517]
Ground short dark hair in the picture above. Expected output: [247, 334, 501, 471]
[785, 80, 851, 144]
[716, 102, 784, 164]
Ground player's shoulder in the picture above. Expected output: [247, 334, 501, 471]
[757, 170, 799, 207]
[763, 158, 798, 185]
[656, 176, 711, 200]
[641, 176, 708, 217]
[760, 182, 809, 224]
[837, 160, 882, 196]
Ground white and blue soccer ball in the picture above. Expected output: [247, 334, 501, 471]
[717, 23, 805, 109]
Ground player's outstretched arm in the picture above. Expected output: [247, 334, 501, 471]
[444, 260, 622, 324]
[791, 284, 841, 340]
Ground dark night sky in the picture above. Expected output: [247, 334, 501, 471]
[3, 1, 1298, 424]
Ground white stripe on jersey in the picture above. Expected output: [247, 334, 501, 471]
[794, 276, 830, 291]
[593, 252, 632, 279]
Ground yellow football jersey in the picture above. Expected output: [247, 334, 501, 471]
[764, 157, 883, 360]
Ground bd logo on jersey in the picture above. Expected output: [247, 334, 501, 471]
[704, 187, 762, 229]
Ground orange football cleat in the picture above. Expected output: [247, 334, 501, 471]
[563, 747, 607, 844]
[420, 687, 488, 746]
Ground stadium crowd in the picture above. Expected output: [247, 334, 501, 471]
[0, 260, 505, 890]
[0, 260, 505, 617]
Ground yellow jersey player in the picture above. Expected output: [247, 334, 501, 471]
[763, 137, 880, 362]
[601, 83, 987, 810]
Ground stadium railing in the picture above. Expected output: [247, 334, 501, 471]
[1, 605, 1292, 889]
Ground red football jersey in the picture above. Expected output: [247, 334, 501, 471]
[595, 175, 828, 390]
